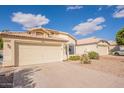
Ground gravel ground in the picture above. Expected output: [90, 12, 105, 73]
[69, 55, 124, 78]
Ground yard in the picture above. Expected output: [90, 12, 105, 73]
[69, 55, 124, 77]
[0, 55, 124, 88]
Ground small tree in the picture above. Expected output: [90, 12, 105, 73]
[0, 29, 9, 50]
[116, 28, 124, 45]
[0, 38, 3, 50]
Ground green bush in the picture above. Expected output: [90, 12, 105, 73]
[0, 38, 3, 50]
[68, 55, 80, 61]
[88, 51, 99, 59]
[116, 28, 124, 45]
[80, 54, 91, 64]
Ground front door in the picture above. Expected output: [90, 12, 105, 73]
[69, 43, 75, 55]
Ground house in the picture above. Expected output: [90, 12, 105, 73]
[0, 28, 112, 67]
[76, 37, 110, 55]
[109, 41, 124, 51]
[0, 28, 76, 66]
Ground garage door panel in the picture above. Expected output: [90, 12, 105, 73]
[16, 43, 62, 66]
[18, 44, 44, 66]
[97, 46, 108, 55]
[43, 46, 62, 62]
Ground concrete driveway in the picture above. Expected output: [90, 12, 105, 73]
[13, 62, 124, 88]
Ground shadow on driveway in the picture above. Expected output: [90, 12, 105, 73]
[13, 66, 42, 88]
[0, 66, 41, 88]
[0, 69, 14, 88]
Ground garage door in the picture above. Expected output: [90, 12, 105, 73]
[97, 46, 108, 55]
[15, 43, 62, 66]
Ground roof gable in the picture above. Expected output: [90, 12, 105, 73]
[28, 28, 77, 41]
[77, 37, 109, 45]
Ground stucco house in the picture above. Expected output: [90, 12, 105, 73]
[0, 28, 111, 67]
[0, 28, 76, 66]
[76, 37, 110, 55]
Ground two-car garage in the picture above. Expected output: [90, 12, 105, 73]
[15, 42, 63, 66]
[1, 35, 67, 67]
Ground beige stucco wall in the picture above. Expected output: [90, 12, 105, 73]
[29, 30, 76, 60]
[55, 34, 76, 44]
[2, 38, 15, 66]
[97, 42, 109, 55]
[30, 31, 76, 60]
[76, 44, 98, 55]
[97, 45, 109, 55]
[54, 34, 76, 59]
[76, 42, 109, 55]
[2, 37, 66, 67]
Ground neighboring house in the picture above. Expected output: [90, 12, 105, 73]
[109, 41, 124, 51]
[108, 41, 119, 52]
[0, 28, 76, 66]
[76, 37, 110, 55]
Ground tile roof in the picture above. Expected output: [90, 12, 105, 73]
[0, 28, 76, 42]
[30, 28, 77, 40]
[0, 32, 68, 42]
[77, 37, 101, 45]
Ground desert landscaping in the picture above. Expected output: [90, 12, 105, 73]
[0, 55, 124, 88]
[68, 55, 124, 78]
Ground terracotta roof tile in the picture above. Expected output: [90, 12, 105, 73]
[0, 28, 76, 42]
[77, 37, 101, 45]
[0, 32, 68, 42]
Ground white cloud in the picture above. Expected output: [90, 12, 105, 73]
[66, 5, 83, 11]
[87, 18, 93, 22]
[12, 12, 49, 29]
[73, 17, 106, 35]
[116, 5, 124, 9]
[98, 7, 102, 11]
[113, 5, 124, 18]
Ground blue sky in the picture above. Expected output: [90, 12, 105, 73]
[0, 5, 124, 41]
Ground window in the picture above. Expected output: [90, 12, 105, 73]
[36, 32, 44, 36]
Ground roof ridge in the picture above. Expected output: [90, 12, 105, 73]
[78, 37, 97, 41]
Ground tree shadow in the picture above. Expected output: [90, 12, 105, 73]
[0, 66, 42, 88]
[13, 66, 42, 88]
[0, 69, 14, 88]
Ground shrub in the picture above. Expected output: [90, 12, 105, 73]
[68, 55, 80, 61]
[80, 54, 91, 64]
[0, 38, 3, 50]
[88, 51, 99, 59]
[0, 54, 3, 58]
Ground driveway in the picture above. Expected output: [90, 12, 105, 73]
[13, 62, 124, 88]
